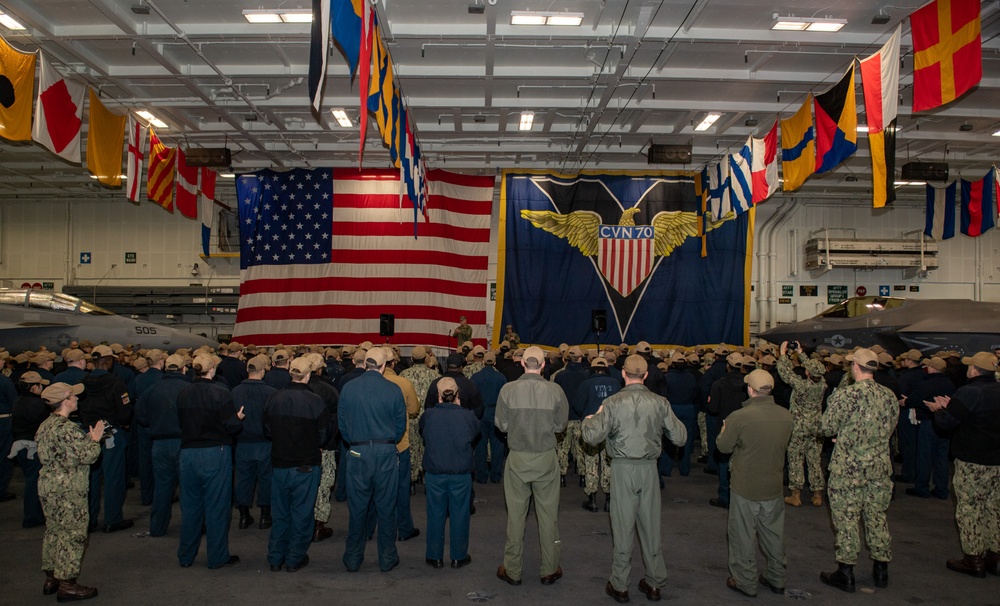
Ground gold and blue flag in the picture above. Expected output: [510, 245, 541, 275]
[780, 95, 815, 191]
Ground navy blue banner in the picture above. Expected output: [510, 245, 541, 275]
[497, 171, 751, 347]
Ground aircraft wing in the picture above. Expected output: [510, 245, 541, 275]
[897, 317, 1000, 335]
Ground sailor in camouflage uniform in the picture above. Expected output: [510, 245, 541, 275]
[463, 346, 487, 379]
[400, 346, 439, 483]
[927, 352, 1000, 578]
[776, 342, 827, 507]
[452, 317, 473, 351]
[819, 348, 898, 593]
[36, 382, 105, 602]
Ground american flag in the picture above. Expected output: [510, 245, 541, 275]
[232, 167, 494, 347]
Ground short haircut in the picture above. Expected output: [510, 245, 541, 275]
[523, 357, 542, 371]
[364, 359, 381, 371]
[624, 370, 644, 381]
[754, 384, 774, 395]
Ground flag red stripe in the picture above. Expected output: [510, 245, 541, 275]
[335, 167, 495, 192]
[334, 192, 490, 215]
[617, 239, 626, 293]
[967, 181, 984, 237]
[331, 220, 490, 243]
[860, 51, 885, 130]
[235, 303, 485, 324]
[329, 249, 487, 270]
[231, 331, 479, 349]
[238, 275, 482, 298]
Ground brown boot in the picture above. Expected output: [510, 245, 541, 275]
[811, 490, 824, 507]
[56, 578, 98, 602]
[986, 551, 1000, 577]
[947, 554, 987, 578]
[312, 520, 333, 542]
[784, 490, 801, 507]
[43, 570, 58, 596]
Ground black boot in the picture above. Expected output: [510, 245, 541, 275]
[579, 475, 585, 488]
[43, 570, 58, 596]
[820, 562, 856, 593]
[238, 506, 254, 530]
[873, 560, 888, 588]
[582, 493, 599, 512]
[560, 475, 566, 488]
[56, 578, 98, 602]
[604, 493, 611, 512]
[259, 506, 272, 530]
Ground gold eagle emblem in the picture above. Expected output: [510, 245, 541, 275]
[519, 209, 732, 258]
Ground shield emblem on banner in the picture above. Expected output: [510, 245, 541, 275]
[598, 225, 655, 297]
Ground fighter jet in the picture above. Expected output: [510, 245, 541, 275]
[758, 296, 1000, 356]
[0, 289, 217, 353]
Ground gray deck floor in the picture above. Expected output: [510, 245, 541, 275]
[2, 466, 996, 605]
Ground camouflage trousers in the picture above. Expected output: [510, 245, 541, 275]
[313, 450, 337, 522]
[409, 417, 423, 483]
[581, 441, 611, 495]
[39, 487, 89, 579]
[786, 431, 825, 491]
[698, 411, 708, 456]
[556, 420, 582, 476]
[827, 474, 892, 565]
[953, 459, 1000, 555]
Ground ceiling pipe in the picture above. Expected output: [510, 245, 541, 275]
[144, 0, 309, 165]
[754, 198, 790, 336]
[767, 200, 799, 330]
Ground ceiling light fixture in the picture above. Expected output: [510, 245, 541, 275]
[511, 11, 584, 26]
[771, 15, 847, 32]
[331, 109, 353, 128]
[992, 129, 1000, 137]
[856, 125, 869, 133]
[220, 173, 236, 179]
[130, 3, 150, 15]
[136, 110, 168, 129]
[694, 113, 721, 132]
[519, 111, 534, 131]
[0, 11, 26, 30]
[959, 122, 973, 132]
[744, 117, 758, 127]
[242, 9, 312, 24]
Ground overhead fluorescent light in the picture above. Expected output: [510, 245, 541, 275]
[694, 113, 721, 132]
[806, 20, 846, 32]
[242, 9, 312, 24]
[279, 10, 313, 23]
[519, 111, 534, 131]
[546, 14, 585, 26]
[992, 129, 1000, 137]
[220, 173, 236, 178]
[771, 16, 846, 32]
[136, 110, 168, 129]
[511, 11, 583, 26]
[331, 109, 353, 128]
[511, 12, 547, 25]
[856, 125, 869, 133]
[0, 12, 26, 30]
[90, 174, 126, 180]
[242, 10, 281, 23]
[772, 20, 808, 31]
